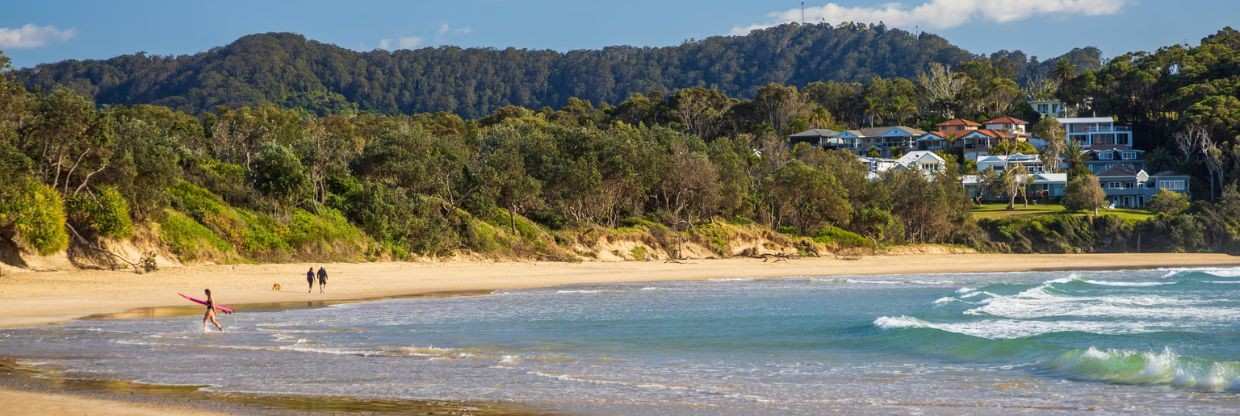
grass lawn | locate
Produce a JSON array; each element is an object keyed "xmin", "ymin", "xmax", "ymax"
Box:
[{"xmin": 970, "ymin": 203, "xmax": 1155, "ymax": 222}]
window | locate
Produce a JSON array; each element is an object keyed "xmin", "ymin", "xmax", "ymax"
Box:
[
  {"xmin": 1098, "ymin": 151, "xmax": 1113, "ymax": 160},
  {"xmin": 1158, "ymin": 180, "xmax": 1187, "ymax": 191},
  {"xmin": 1122, "ymin": 151, "xmax": 1137, "ymax": 160}
]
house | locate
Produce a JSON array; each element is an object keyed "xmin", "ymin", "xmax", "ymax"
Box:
[
  {"xmin": 961, "ymin": 172, "xmax": 1067, "ymax": 201},
  {"xmin": 857, "ymin": 156, "xmax": 900, "ymax": 180},
  {"xmin": 788, "ymin": 126, "xmax": 925, "ymax": 156},
  {"xmin": 983, "ymin": 116, "xmax": 1029, "ymax": 140},
  {"xmin": 915, "ymin": 131, "xmax": 950, "ymax": 151},
  {"xmin": 952, "ymin": 129, "xmax": 1010, "ymax": 160},
  {"xmin": 935, "ymin": 118, "xmax": 981, "ymax": 135},
  {"xmin": 1030, "ymin": 99, "xmax": 1071, "ymax": 118},
  {"xmin": 1057, "ymin": 117, "xmax": 1134, "ymax": 149},
  {"xmin": 858, "ymin": 126, "xmax": 927, "ymax": 154},
  {"xmin": 976, "ymin": 153, "xmax": 1044, "ymax": 174},
  {"xmin": 1094, "ymin": 166, "xmax": 1191, "ymax": 208},
  {"xmin": 858, "ymin": 151, "xmax": 945, "ymax": 180},
  {"xmin": 788, "ymin": 129, "xmax": 839, "ymax": 148},
  {"xmin": 895, "ymin": 151, "xmax": 946, "ymax": 176},
  {"xmin": 1082, "ymin": 147, "xmax": 1145, "ymax": 174}
]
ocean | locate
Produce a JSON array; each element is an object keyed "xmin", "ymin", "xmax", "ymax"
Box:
[{"xmin": 3, "ymin": 267, "xmax": 1240, "ymax": 415}]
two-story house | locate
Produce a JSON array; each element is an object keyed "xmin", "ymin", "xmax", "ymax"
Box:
[
  {"xmin": 1082, "ymin": 147, "xmax": 1146, "ymax": 174},
  {"xmin": 1095, "ymin": 166, "xmax": 1192, "ymax": 208},
  {"xmin": 976, "ymin": 153, "xmax": 1044, "ymax": 174},
  {"xmin": 1057, "ymin": 117, "xmax": 1134, "ymax": 149},
  {"xmin": 983, "ymin": 116, "xmax": 1029, "ymax": 141}
]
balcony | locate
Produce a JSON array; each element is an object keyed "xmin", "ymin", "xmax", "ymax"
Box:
[{"xmin": 1069, "ymin": 125, "xmax": 1132, "ymax": 134}]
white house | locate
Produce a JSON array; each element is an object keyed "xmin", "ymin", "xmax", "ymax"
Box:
[
  {"xmin": 1057, "ymin": 116, "xmax": 1133, "ymax": 149},
  {"xmin": 976, "ymin": 153, "xmax": 1044, "ymax": 173},
  {"xmin": 895, "ymin": 151, "xmax": 946, "ymax": 176}
]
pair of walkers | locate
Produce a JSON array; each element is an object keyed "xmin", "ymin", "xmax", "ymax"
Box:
[{"xmin": 306, "ymin": 266, "xmax": 328, "ymax": 293}]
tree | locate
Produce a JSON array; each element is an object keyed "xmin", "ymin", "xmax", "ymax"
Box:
[
  {"xmin": 753, "ymin": 84, "xmax": 809, "ymax": 135},
  {"xmin": 1032, "ymin": 117, "xmax": 1066, "ymax": 173},
  {"xmin": 1002, "ymin": 163, "xmax": 1030, "ymax": 210},
  {"xmin": 669, "ymin": 87, "xmax": 733, "ymax": 139},
  {"xmin": 655, "ymin": 141, "xmax": 721, "ymax": 228},
  {"xmin": 768, "ymin": 160, "xmax": 850, "ymax": 234},
  {"xmin": 249, "ymin": 143, "xmax": 310, "ymax": 206},
  {"xmin": 1147, "ymin": 189, "xmax": 1191, "ymax": 215},
  {"xmin": 1064, "ymin": 174, "xmax": 1107, "ymax": 215},
  {"xmin": 1175, "ymin": 124, "xmax": 1224, "ymax": 200},
  {"xmin": 917, "ymin": 63, "xmax": 965, "ymax": 119}
]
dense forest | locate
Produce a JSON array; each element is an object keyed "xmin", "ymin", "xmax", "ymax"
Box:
[
  {"xmin": 0, "ymin": 27, "xmax": 1237, "ymax": 269},
  {"xmin": 15, "ymin": 23, "xmax": 1098, "ymax": 118}
]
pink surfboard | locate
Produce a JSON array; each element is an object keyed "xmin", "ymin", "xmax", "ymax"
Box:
[{"xmin": 178, "ymin": 293, "xmax": 235, "ymax": 314}]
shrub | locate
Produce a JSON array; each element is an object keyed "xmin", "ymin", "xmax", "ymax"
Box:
[
  {"xmin": 0, "ymin": 179, "xmax": 69, "ymax": 255},
  {"xmin": 157, "ymin": 209, "xmax": 232, "ymax": 261},
  {"xmin": 1147, "ymin": 189, "xmax": 1190, "ymax": 216},
  {"xmin": 67, "ymin": 186, "xmax": 133, "ymax": 239},
  {"xmin": 812, "ymin": 225, "xmax": 872, "ymax": 248}
]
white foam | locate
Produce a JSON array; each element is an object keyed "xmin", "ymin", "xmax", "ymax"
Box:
[
  {"xmin": 555, "ymin": 289, "xmax": 603, "ymax": 294},
  {"xmin": 1081, "ymin": 279, "xmax": 1173, "ymax": 287},
  {"xmin": 1050, "ymin": 347, "xmax": 1240, "ymax": 392},
  {"xmin": 874, "ymin": 316, "xmax": 1157, "ymax": 339}
]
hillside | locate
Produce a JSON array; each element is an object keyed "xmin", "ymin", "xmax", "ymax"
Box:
[{"xmin": 16, "ymin": 23, "xmax": 1096, "ymax": 118}]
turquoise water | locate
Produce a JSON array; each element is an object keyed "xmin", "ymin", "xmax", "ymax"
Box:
[{"xmin": 3, "ymin": 267, "xmax": 1240, "ymax": 414}]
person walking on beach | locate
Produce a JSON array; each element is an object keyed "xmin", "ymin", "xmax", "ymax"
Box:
[
  {"xmin": 306, "ymin": 267, "xmax": 316, "ymax": 293},
  {"xmin": 202, "ymin": 289, "xmax": 224, "ymax": 332},
  {"xmin": 317, "ymin": 266, "xmax": 328, "ymax": 294}
]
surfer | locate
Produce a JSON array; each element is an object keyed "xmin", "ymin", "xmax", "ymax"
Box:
[
  {"xmin": 317, "ymin": 266, "xmax": 328, "ymax": 294},
  {"xmin": 306, "ymin": 267, "xmax": 315, "ymax": 293},
  {"xmin": 202, "ymin": 289, "xmax": 224, "ymax": 331}
]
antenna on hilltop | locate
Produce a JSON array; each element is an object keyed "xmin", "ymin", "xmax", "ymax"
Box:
[{"xmin": 801, "ymin": 1, "xmax": 806, "ymax": 25}]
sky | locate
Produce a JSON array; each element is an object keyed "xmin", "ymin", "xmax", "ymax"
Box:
[{"xmin": 2, "ymin": 0, "xmax": 1238, "ymax": 69}]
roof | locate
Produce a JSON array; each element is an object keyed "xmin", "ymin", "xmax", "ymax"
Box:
[
  {"xmin": 896, "ymin": 150, "xmax": 945, "ymax": 166},
  {"xmin": 1095, "ymin": 165, "xmax": 1142, "ymax": 177},
  {"xmin": 936, "ymin": 118, "xmax": 981, "ymax": 127},
  {"xmin": 1150, "ymin": 170, "xmax": 1189, "ymax": 178},
  {"xmin": 1057, "ymin": 116, "xmax": 1116, "ymax": 124},
  {"xmin": 1030, "ymin": 173, "xmax": 1067, "ymax": 184},
  {"xmin": 859, "ymin": 126, "xmax": 926, "ymax": 137},
  {"xmin": 789, "ymin": 129, "xmax": 840, "ymax": 138},
  {"xmin": 984, "ymin": 116, "xmax": 1028, "ymax": 125}
]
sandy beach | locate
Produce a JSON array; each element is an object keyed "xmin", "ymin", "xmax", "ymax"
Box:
[{"xmin": 2, "ymin": 252, "xmax": 1239, "ymax": 415}]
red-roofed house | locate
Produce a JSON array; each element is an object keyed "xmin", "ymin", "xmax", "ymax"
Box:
[
  {"xmin": 935, "ymin": 119, "xmax": 981, "ymax": 135},
  {"xmin": 984, "ymin": 116, "xmax": 1029, "ymax": 140}
]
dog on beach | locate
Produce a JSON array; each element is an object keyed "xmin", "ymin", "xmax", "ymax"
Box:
[{"xmin": 272, "ymin": 283, "xmax": 282, "ymax": 292}]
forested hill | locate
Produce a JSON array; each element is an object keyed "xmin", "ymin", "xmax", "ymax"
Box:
[{"xmin": 16, "ymin": 23, "xmax": 1098, "ymax": 118}]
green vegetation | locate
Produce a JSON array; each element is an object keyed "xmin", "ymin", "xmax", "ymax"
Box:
[
  {"xmin": 970, "ymin": 203, "xmax": 1154, "ymax": 223},
  {"xmin": 0, "ymin": 26, "xmax": 1236, "ymax": 262},
  {"xmin": 16, "ymin": 26, "xmax": 1098, "ymax": 118},
  {"xmin": 0, "ymin": 180, "xmax": 71, "ymax": 255},
  {"xmin": 157, "ymin": 209, "xmax": 234, "ymax": 261},
  {"xmin": 67, "ymin": 186, "xmax": 133, "ymax": 239}
]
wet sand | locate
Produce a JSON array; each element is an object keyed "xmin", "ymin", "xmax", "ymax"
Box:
[{"xmin": 1, "ymin": 253, "xmax": 1238, "ymax": 414}]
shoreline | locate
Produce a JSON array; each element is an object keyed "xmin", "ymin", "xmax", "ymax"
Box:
[{"xmin": 2, "ymin": 253, "xmax": 1239, "ymax": 414}]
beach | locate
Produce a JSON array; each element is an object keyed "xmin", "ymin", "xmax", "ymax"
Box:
[{"xmin": 2, "ymin": 252, "xmax": 1239, "ymax": 415}]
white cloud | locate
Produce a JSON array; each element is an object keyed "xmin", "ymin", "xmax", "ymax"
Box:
[
  {"xmin": 437, "ymin": 24, "xmax": 472, "ymax": 36},
  {"xmin": 731, "ymin": 0, "xmax": 1126, "ymax": 35},
  {"xmin": 0, "ymin": 24, "xmax": 77, "ymax": 49},
  {"xmin": 377, "ymin": 36, "xmax": 425, "ymax": 50}
]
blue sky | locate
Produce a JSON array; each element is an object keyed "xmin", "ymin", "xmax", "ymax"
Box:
[{"xmin": 3, "ymin": 0, "xmax": 1237, "ymax": 68}]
